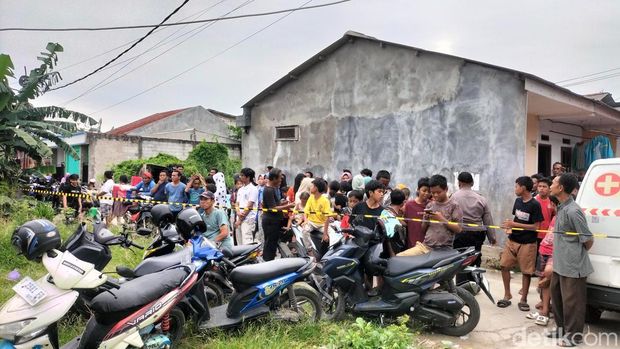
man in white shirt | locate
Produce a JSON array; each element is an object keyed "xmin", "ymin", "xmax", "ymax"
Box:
[
  {"xmin": 98, "ymin": 170, "xmax": 115, "ymax": 226},
  {"xmin": 235, "ymin": 168, "xmax": 259, "ymax": 245}
]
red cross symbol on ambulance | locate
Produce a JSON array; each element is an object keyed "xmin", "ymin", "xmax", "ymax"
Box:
[{"xmin": 594, "ymin": 173, "xmax": 620, "ymax": 196}]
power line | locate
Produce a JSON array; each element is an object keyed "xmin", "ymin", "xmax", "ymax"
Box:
[
  {"xmin": 92, "ymin": 0, "xmax": 317, "ymax": 115},
  {"xmin": 556, "ymin": 66, "xmax": 620, "ymax": 84},
  {"xmin": 62, "ymin": 0, "xmax": 249, "ymax": 106},
  {"xmin": 561, "ymin": 71, "xmax": 620, "ymax": 88},
  {"xmin": 0, "ymin": 1, "xmax": 351, "ymax": 32},
  {"xmin": 49, "ymin": 0, "xmax": 191, "ymax": 91},
  {"xmin": 56, "ymin": 0, "xmax": 228, "ymax": 73}
]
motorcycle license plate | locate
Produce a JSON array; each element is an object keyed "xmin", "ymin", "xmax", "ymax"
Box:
[{"xmin": 13, "ymin": 277, "xmax": 47, "ymax": 306}]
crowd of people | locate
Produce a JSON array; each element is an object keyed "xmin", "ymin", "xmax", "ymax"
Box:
[{"xmin": 58, "ymin": 161, "xmax": 593, "ymax": 347}]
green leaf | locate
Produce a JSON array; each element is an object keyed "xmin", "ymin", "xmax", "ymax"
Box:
[
  {"xmin": 0, "ymin": 54, "xmax": 14, "ymax": 79},
  {"xmin": 11, "ymin": 127, "xmax": 39, "ymax": 147}
]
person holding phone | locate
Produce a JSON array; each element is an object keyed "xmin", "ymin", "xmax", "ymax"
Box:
[{"xmin": 397, "ymin": 174, "xmax": 462, "ymax": 256}]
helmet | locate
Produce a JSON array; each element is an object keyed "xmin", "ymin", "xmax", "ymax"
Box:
[
  {"xmin": 12, "ymin": 219, "xmax": 61, "ymax": 260},
  {"xmin": 176, "ymin": 208, "xmax": 205, "ymax": 241},
  {"xmin": 151, "ymin": 204, "xmax": 174, "ymax": 227}
]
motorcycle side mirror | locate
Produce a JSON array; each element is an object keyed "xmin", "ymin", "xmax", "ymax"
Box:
[{"xmin": 136, "ymin": 227, "xmax": 152, "ymax": 236}]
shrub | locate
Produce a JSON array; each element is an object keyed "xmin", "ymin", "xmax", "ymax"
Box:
[{"xmin": 328, "ymin": 316, "xmax": 414, "ymax": 349}]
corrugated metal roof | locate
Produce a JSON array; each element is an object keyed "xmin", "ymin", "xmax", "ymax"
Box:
[
  {"xmin": 241, "ymin": 31, "xmax": 620, "ymax": 118},
  {"xmin": 107, "ymin": 107, "xmax": 190, "ymax": 135}
]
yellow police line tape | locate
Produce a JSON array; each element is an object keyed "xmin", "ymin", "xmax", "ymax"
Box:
[{"xmin": 25, "ymin": 188, "xmax": 618, "ymax": 239}]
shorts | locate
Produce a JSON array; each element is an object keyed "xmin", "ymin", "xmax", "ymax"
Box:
[
  {"xmin": 100, "ymin": 203, "xmax": 112, "ymax": 218},
  {"xmin": 535, "ymin": 254, "xmax": 553, "ymax": 277},
  {"xmin": 500, "ymin": 239, "xmax": 537, "ymax": 275}
]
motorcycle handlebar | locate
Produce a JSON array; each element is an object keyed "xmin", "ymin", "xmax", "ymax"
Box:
[
  {"xmin": 129, "ymin": 241, "xmax": 144, "ymax": 249},
  {"xmin": 103, "ymin": 280, "xmax": 120, "ymax": 289},
  {"xmin": 222, "ymin": 257, "xmax": 236, "ymax": 269}
]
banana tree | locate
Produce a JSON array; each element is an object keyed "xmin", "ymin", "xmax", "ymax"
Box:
[{"xmin": 0, "ymin": 43, "xmax": 97, "ymax": 181}]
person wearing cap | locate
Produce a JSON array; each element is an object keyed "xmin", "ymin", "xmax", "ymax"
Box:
[
  {"xmin": 198, "ymin": 191, "xmax": 233, "ymax": 249},
  {"xmin": 134, "ymin": 172, "xmax": 155, "ymax": 197}
]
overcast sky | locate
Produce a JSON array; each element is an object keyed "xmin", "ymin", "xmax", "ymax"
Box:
[{"xmin": 1, "ymin": 0, "xmax": 619, "ymax": 131}]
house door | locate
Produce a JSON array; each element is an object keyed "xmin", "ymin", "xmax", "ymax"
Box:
[
  {"xmin": 538, "ymin": 144, "xmax": 551, "ymax": 177},
  {"xmin": 65, "ymin": 146, "xmax": 81, "ymax": 177}
]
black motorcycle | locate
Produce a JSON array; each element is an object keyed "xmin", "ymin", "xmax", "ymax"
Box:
[{"xmin": 314, "ymin": 222, "xmax": 493, "ymax": 336}]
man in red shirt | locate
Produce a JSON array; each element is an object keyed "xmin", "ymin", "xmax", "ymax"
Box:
[
  {"xmin": 403, "ymin": 177, "xmax": 431, "ymax": 247},
  {"xmin": 535, "ymin": 177, "xmax": 555, "ymax": 247}
]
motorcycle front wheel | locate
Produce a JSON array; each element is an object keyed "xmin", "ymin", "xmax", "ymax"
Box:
[
  {"xmin": 277, "ymin": 282, "xmax": 322, "ymax": 322},
  {"xmin": 162, "ymin": 307, "xmax": 185, "ymax": 348},
  {"xmin": 312, "ymin": 274, "xmax": 345, "ymax": 321},
  {"xmin": 435, "ymin": 286, "xmax": 480, "ymax": 337},
  {"xmin": 204, "ymin": 280, "xmax": 225, "ymax": 307}
]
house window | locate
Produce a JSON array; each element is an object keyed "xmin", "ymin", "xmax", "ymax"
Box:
[{"xmin": 275, "ymin": 126, "xmax": 299, "ymax": 141}]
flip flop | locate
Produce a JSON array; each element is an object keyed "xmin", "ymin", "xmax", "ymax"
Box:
[
  {"xmin": 497, "ymin": 299, "xmax": 512, "ymax": 308},
  {"xmin": 557, "ymin": 337, "xmax": 578, "ymax": 347},
  {"xmin": 518, "ymin": 302, "xmax": 530, "ymax": 311},
  {"xmin": 546, "ymin": 328, "xmax": 563, "ymax": 338},
  {"xmin": 535, "ymin": 315, "xmax": 549, "ymax": 326},
  {"xmin": 526, "ymin": 311, "xmax": 540, "ymax": 319}
]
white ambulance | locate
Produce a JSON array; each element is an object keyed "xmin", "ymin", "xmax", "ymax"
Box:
[{"xmin": 576, "ymin": 158, "xmax": 620, "ymax": 321}]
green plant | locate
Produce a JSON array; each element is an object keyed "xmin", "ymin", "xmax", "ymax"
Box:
[
  {"xmin": 328, "ymin": 316, "xmax": 415, "ymax": 349},
  {"xmin": 110, "ymin": 153, "xmax": 184, "ymax": 181},
  {"xmin": 228, "ymin": 125, "xmax": 243, "ymax": 141},
  {"xmin": 0, "ymin": 44, "xmax": 97, "ymax": 182}
]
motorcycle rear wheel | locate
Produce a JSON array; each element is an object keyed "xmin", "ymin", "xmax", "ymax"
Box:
[{"xmin": 435, "ymin": 286, "xmax": 480, "ymax": 337}]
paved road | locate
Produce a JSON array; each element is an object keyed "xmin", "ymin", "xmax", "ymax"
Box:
[{"xmin": 419, "ymin": 269, "xmax": 620, "ymax": 349}]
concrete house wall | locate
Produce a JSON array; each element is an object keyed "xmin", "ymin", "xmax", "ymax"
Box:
[{"xmin": 242, "ymin": 37, "xmax": 527, "ymax": 228}]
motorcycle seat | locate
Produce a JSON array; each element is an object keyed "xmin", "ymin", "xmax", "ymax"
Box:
[
  {"xmin": 386, "ymin": 249, "xmax": 460, "ymax": 276},
  {"xmin": 133, "ymin": 248, "xmax": 192, "ymax": 277},
  {"xmin": 230, "ymin": 244, "xmax": 259, "ymax": 258},
  {"xmin": 230, "ymin": 258, "xmax": 307, "ymax": 291},
  {"xmin": 90, "ymin": 268, "xmax": 188, "ymax": 314}
]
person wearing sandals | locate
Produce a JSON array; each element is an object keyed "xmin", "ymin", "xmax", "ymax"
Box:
[
  {"xmin": 526, "ymin": 195, "xmax": 559, "ymax": 327},
  {"xmin": 546, "ymin": 174, "xmax": 594, "ymax": 347},
  {"xmin": 497, "ymin": 176, "xmax": 544, "ymax": 312}
]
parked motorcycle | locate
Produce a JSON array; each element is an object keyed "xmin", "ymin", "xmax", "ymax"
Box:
[
  {"xmin": 313, "ymin": 222, "xmax": 493, "ymax": 336},
  {"xmin": 0, "ymin": 219, "xmax": 204, "ymax": 348},
  {"xmin": 122, "ymin": 193, "xmax": 155, "ymax": 235}
]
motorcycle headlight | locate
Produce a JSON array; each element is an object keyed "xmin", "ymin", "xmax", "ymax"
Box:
[{"xmin": 0, "ymin": 319, "xmax": 34, "ymax": 340}]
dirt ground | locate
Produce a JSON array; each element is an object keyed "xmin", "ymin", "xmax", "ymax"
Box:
[{"xmin": 419, "ymin": 269, "xmax": 620, "ymax": 349}]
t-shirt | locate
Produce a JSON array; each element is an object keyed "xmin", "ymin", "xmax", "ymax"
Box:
[
  {"xmin": 535, "ymin": 195, "xmax": 553, "ymax": 239},
  {"xmin": 61, "ymin": 183, "xmax": 81, "ymax": 210},
  {"xmin": 305, "ymin": 194, "xmax": 332, "ymax": 225},
  {"xmin": 152, "ymin": 182, "xmax": 167, "ymax": 202},
  {"xmin": 262, "ymin": 186, "xmax": 284, "ymax": 222},
  {"xmin": 509, "ymin": 197, "xmax": 544, "ymax": 244},
  {"xmin": 423, "ymin": 198, "xmax": 463, "ymax": 249},
  {"xmin": 404, "ymin": 199, "xmax": 427, "ymax": 247},
  {"xmin": 351, "ymin": 202, "xmax": 384, "ymax": 231},
  {"xmin": 236, "ymin": 183, "xmax": 258, "ymax": 221},
  {"xmin": 199, "ymin": 208, "xmax": 233, "ymax": 249},
  {"xmin": 187, "ymin": 187, "xmax": 205, "ymax": 205},
  {"xmin": 134, "ymin": 180, "xmax": 155, "ymax": 196},
  {"xmin": 100, "ymin": 179, "xmax": 115, "ymax": 205},
  {"xmin": 112, "ymin": 184, "xmax": 132, "ymax": 200},
  {"xmin": 165, "ymin": 182, "xmax": 187, "ymax": 212},
  {"xmin": 539, "ymin": 216, "xmax": 555, "ymax": 256}
]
